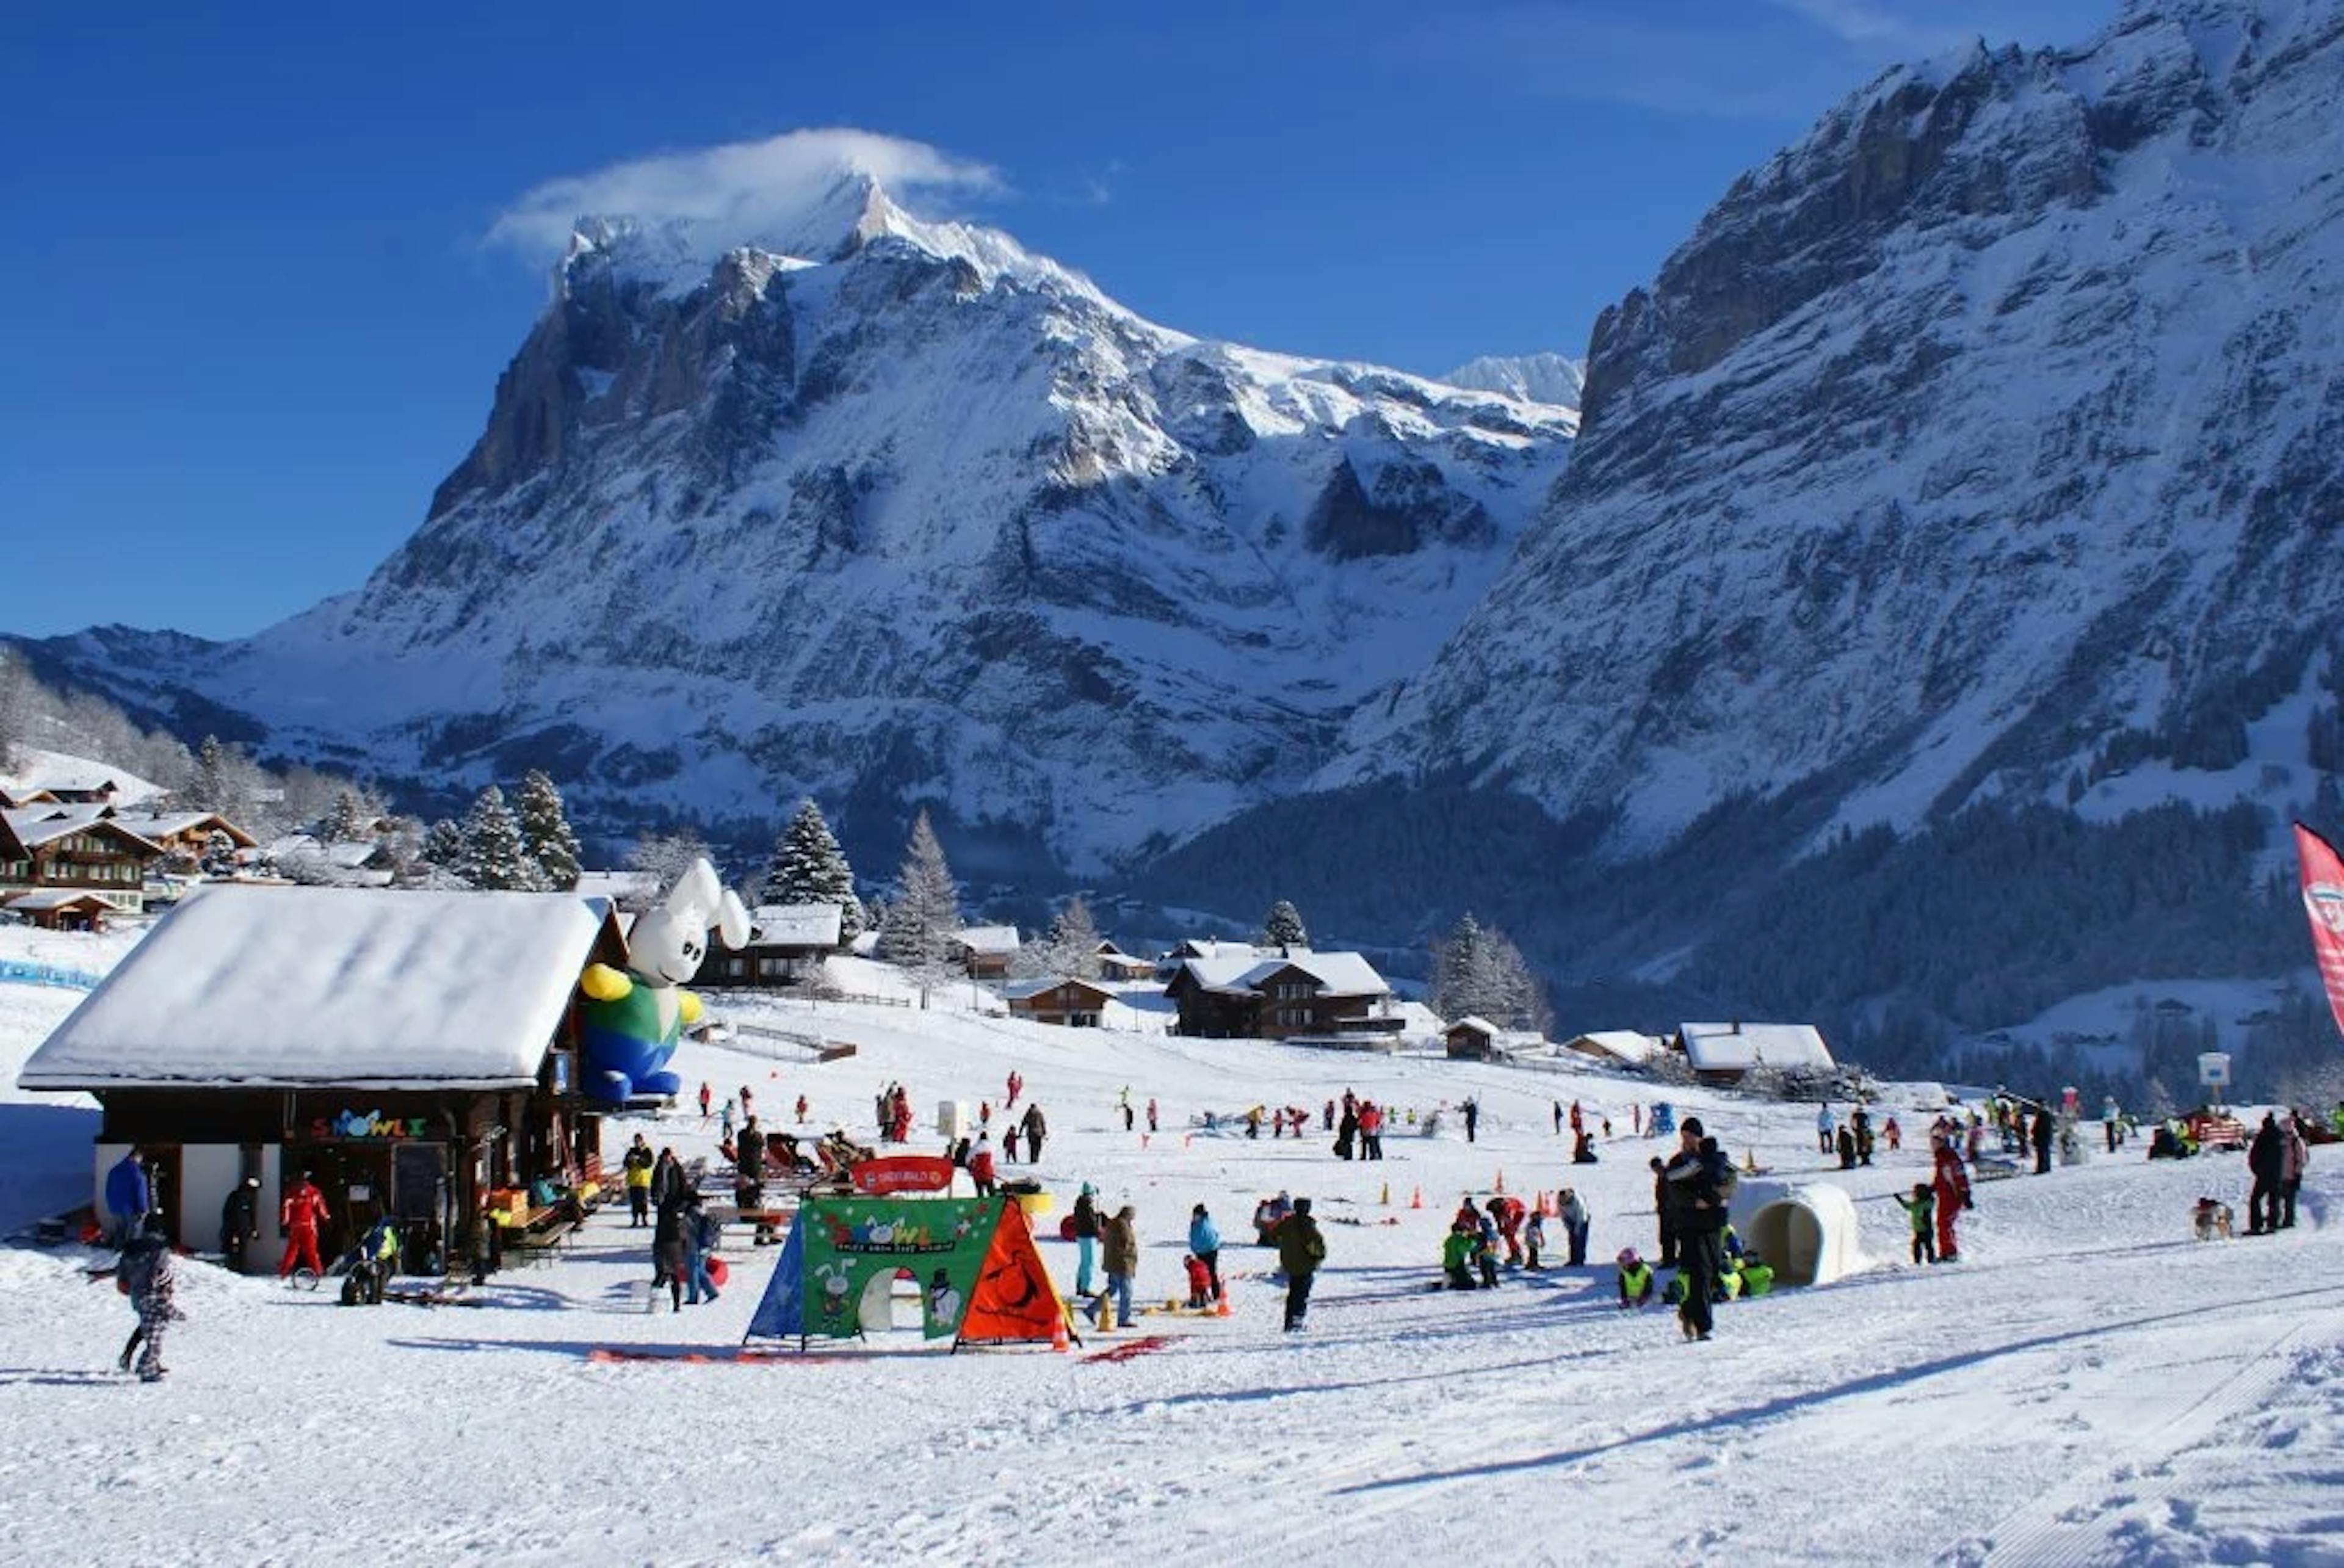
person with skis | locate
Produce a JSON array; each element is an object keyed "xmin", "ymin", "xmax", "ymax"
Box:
[
  {"xmin": 2102, "ymin": 1096, "xmax": 2123, "ymax": 1154},
  {"xmin": 277, "ymin": 1169, "xmax": 330, "ymax": 1280},
  {"xmin": 1616, "ymin": 1247, "xmax": 1655, "ymax": 1309},
  {"xmin": 1019, "ymin": 1101, "xmax": 1047, "ymax": 1165},
  {"xmin": 1273, "ymin": 1197, "xmax": 1326, "ymax": 1330},
  {"xmin": 104, "ymin": 1147, "xmax": 151, "ymax": 1245},
  {"xmin": 1894, "ymin": 1182, "xmax": 1937, "ymax": 1265},
  {"xmin": 623, "ymin": 1133, "xmax": 655, "ymax": 1229},
  {"xmin": 2248, "ymin": 1112, "xmax": 2287, "ymax": 1234},
  {"xmin": 1188, "ymin": 1202, "xmax": 1223, "ymax": 1302},
  {"xmin": 116, "ymin": 1217, "xmax": 182, "ymax": 1381},
  {"xmin": 1931, "ymin": 1134, "xmax": 1972, "ymax": 1262},
  {"xmin": 1558, "ymin": 1187, "xmax": 1591, "ymax": 1267},
  {"xmin": 218, "ymin": 1176, "xmax": 259, "ymax": 1273}
]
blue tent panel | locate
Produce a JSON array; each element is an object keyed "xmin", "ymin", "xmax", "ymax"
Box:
[{"xmin": 743, "ymin": 1211, "xmax": 806, "ymax": 1342}]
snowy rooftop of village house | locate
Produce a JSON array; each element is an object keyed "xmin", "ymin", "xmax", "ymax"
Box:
[
  {"xmin": 1000, "ymin": 975, "xmax": 1114, "ymax": 1002},
  {"xmin": 1679, "ymin": 1021, "xmax": 1836, "ymax": 1072},
  {"xmin": 2, "ymin": 803, "xmax": 162, "ymax": 851},
  {"xmin": 1177, "ymin": 948, "xmax": 1391, "ymax": 999},
  {"xmin": 1563, "ymin": 1029, "xmax": 1668, "ymax": 1064},
  {"xmin": 0, "ymin": 747, "xmax": 165, "ymax": 807},
  {"xmin": 15, "ymin": 886, "xmax": 614, "ymax": 1091},
  {"xmin": 746, "ymin": 902, "xmax": 842, "ymax": 947},
  {"xmin": 952, "ymin": 924, "xmax": 1021, "ymax": 955}
]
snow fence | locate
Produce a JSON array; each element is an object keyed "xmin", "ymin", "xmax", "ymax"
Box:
[{"xmin": 1727, "ymin": 1179, "xmax": 1863, "ymax": 1288}]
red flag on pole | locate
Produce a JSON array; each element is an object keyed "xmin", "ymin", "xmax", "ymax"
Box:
[{"xmin": 2292, "ymin": 822, "xmax": 2344, "ymax": 1040}]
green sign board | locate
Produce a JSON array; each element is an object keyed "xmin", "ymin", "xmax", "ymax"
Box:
[{"xmin": 799, "ymin": 1196, "xmax": 1004, "ymax": 1340}]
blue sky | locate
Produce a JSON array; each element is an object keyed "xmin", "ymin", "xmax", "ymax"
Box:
[{"xmin": 2, "ymin": 0, "xmax": 2112, "ymax": 640}]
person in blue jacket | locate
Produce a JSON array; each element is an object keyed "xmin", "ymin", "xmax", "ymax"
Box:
[
  {"xmin": 104, "ymin": 1148, "xmax": 151, "ymax": 1244},
  {"xmin": 1187, "ymin": 1203, "xmax": 1223, "ymax": 1302}
]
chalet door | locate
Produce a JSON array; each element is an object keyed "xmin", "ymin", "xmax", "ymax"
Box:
[{"xmin": 391, "ymin": 1143, "xmax": 446, "ymax": 1276}]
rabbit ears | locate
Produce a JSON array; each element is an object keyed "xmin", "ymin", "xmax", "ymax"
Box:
[{"xmin": 668, "ymin": 858, "xmax": 751, "ymax": 949}]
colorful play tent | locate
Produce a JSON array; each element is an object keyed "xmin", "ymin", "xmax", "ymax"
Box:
[
  {"xmin": 1727, "ymin": 1179, "xmax": 1863, "ymax": 1287},
  {"xmin": 745, "ymin": 1191, "xmax": 1068, "ymax": 1351}
]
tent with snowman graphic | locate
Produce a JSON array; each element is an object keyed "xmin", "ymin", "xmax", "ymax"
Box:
[{"xmin": 744, "ymin": 1179, "xmax": 1068, "ymax": 1351}]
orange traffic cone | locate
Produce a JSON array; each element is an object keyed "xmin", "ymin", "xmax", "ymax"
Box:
[
  {"xmin": 1052, "ymin": 1311, "xmax": 1071, "ymax": 1352},
  {"xmin": 1410, "ymin": 1185, "xmax": 1422, "ymax": 1209},
  {"xmin": 1495, "ymin": 1169, "xmax": 1507, "ymax": 1194},
  {"xmin": 1214, "ymin": 1283, "xmax": 1231, "ymax": 1319}
]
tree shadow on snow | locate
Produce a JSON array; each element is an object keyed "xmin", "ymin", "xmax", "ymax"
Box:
[{"xmin": 1331, "ymin": 1280, "xmax": 2344, "ymax": 1495}]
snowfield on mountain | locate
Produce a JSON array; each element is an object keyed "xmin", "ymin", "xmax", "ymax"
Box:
[{"xmin": 1, "ymin": 931, "xmax": 2338, "ymax": 1567}]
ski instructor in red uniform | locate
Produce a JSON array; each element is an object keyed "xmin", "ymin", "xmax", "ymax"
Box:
[
  {"xmin": 1931, "ymin": 1135, "xmax": 1971, "ymax": 1262},
  {"xmin": 278, "ymin": 1171, "xmax": 331, "ymax": 1279}
]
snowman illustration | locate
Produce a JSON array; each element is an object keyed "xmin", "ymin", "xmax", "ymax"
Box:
[
  {"xmin": 925, "ymin": 1268, "xmax": 962, "ymax": 1329},
  {"xmin": 575, "ymin": 858, "xmax": 748, "ymax": 1104}
]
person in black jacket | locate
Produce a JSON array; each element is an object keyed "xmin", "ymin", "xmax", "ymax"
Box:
[
  {"xmin": 2247, "ymin": 1113, "xmax": 2286, "ymax": 1234},
  {"xmin": 1020, "ymin": 1103, "xmax": 1047, "ymax": 1165},
  {"xmin": 1649, "ymin": 1157, "xmax": 1677, "ymax": 1268},
  {"xmin": 219, "ymin": 1176, "xmax": 259, "ymax": 1273},
  {"xmin": 622, "ymin": 1135, "xmax": 655, "ymax": 1228},
  {"xmin": 1663, "ymin": 1118, "xmax": 1731, "ymax": 1342},
  {"xmin": 653, "ymin": 1181, "xmax": 692, "ymax": 1312},
  {"xmin": 2031, "ymin": 1106, "xmax": 2055, "ymax": 1176}
]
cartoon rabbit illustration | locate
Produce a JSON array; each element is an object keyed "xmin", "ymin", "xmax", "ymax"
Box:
[{"xmin": 576, "ymin": 858, "xmax": 748, "ymax": 1104}]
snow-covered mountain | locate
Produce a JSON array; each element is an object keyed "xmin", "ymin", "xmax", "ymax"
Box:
[
  {"xmin": 1347, "ymin": 0, "xmax": 2344, "ymax": 859},
  {"xmin": 1442, "ymin": 352, "xmax": 1586, "ymax": 411},
  {"xmin": 27, "ymin": 175, "xmax": 1572, "ymax": 871}
]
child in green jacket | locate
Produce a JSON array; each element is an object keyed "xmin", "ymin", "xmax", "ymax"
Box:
[{"xmin": 1893, "ymin": 1183, "xmax": 1937, "ymax": 1265}]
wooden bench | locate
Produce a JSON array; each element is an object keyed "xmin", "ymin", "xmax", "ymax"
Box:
[{"xmin": 499, "ymin": 1201, "xmax": 581, "ymax": 1265}]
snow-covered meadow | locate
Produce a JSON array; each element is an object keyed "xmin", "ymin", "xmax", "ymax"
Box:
[{"xmin": 1, "ymin": 930, "xmax": 2339, "ymax": 1566}]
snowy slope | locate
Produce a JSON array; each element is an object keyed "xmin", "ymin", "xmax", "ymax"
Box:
[
  {"xmin": 23, "ymin": 176, "xmax": 1573, "ymax": 873},
  {"xmin": 2, "ymin": 935, "xmax": 2340, "ymax": 1564},
  {"xmin": 1350, "ymin": 0, "xmax": 2344, "ymax": 855},
  {"xmin": 1442, "ymin": 352, "xmax": 1586, "ymax": 411}
]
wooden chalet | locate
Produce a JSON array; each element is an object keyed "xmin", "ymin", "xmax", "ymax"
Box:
[
  {"xmin": 0, "ymin": 889, "xmax": 118, "ymax": 931},
  {"xmin": 0, "ymin": 804, "xmax": 164, "ymax": 914},
  {"xmin": 1560, "ymin": 1030, "xmax": 1665, "ymax": 1068},
  {"xmin": 1094, "ymin": 941, "xmax": 1158, "ymax": 983},
  {"xmin": 16, "ymin": 886, "xmax": 629, "ymax": 1276},
  {"xmin": 111, "ymin": 810, "xmax": 257, "ymax": 871},
  {"xmin": 1443, "ymin": 1016, "xmax": 1546, "ymax": 1061},
  {"xmin": 1165, "ymin": 948, "xmax": 1401, "ymax": 1042},
  {"xmin": 701, "ymin": 901, "xmax": 844, "ymax": 989},
  {"xmin": 951, "ymin": 924, "xmax": 1021, "ymax": 980},
  {"xmin": 1004, "ymin": 975, "xmax": 1115, "ymax": 1027}
]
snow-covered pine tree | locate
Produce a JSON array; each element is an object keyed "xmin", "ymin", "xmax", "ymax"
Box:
[
  {"xmin": 1262, "ymin": 899, "xmax": 1310, "ymax": 949},
  {"xmin": 187, "ymin": 735, "xmax": 234, "ymax": 815},
  {"xmin": 759, "ymin": 798, "xmax": 864, "ymax": 936},
  {"xmin": 322, "ymin": 789, "xmax": 374, "ymax": 844},
  {"xmin": 421, "ymin": 818, "xmax": 468, "ymax": 873},
  {"xmin": 878, "ymin": 809, "xmax": 963, "ymax": 994},
  {"xmin": 1431, "ymin": 912, "xmax": 1486, "ymax": 1021},
  {"xmin": 1431, "ymin": 912, "xmax": 1547, "ymax": 1030},
  {"xmin": 1031, "ymin": 895, "xmax": 1102, "ymax": 979},
  {"xmin": 0, "ymin": 646, "xmax": 29, "ymax": 773},
  {"xmin": 459, "ymin": 785, "xmax": 543, "ymax": 891},
  {"xmin": 626, "ymin": 828, "xmax": 712, "ymax": 900},
  {"xmin": 514, "ymin": 769, "xmax": 583, "ymax": 891}
]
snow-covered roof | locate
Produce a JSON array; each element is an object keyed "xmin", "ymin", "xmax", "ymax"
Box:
[
  {"xmin": 1, "ymin": 889, "xmax": 116, "ymax": 912},
  {"xmin": 574, "ymin": 870, "xmax": 657, "ymax": 905},
  {"xmin": 1237, "ymin": 950, "xmax": 1389, "ymax": 999},
  {"xmin": 18, "ymin": 886, "xmax": 615, "ymax": 1091},
  {"xmin": 747, "ymin": 902, "xmax": 842, "ymax": 948},
  {"xmin": 1002, "ymin": 975, "xmax": 1113, "ymax": 1003},
  {"xmin": 1175, "ymin": 952, "xmax": 1271, "ymax": 994},
  {"xmin": 0, "ymin": 748, "xmax": 164, "ymax": 807},
  {"xmin": 1447, "ymin": 1015, "xmax": 1501, "ymax": 1038},
  {"xmin": 110, "ymin": 811, "xmax": 255, "ymax": 848},
  {"xmin": 953, "ymin": 925, "xmax": 1021, "ymax": 955},
  {"xmin": 1563, "ymin": 1030, "xmax": 1666, "ymax": 1064},
  {"xmin": 322, "ymin": 840, "xmax": 386, "ymax": 870},
  {"xmin": 2, "ymin": 805, "xmax": 162, "ymax": 854},
  {"xmin": 1678, "ymin": 1022, "xmax": 1836, "ymax": 1073}
]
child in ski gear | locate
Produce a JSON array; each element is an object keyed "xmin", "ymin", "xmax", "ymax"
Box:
[
  {"xmin": 1616, "ymin": 1247, "xmax": 1654, "ymax": 1309},
  {"xmin": 1188, "ymin": 1204, "xmax": 1223, "ymax": 1301},
  {"xmin": 1475, "ymin": 1215, "xmax": 1501, "ymax": 1289},
  {"xmin": 1931, "ymin": 1136, "xmax": 1972, "ymax": 1261},
  {"xmin": 683, "ymin": 1196, "xmax": 720, "ymax": 1306},
  {"xmin": 116, "ymin": 1219, "xmax": 182, "ymax": 1381},
  {"xmin": 1072, "ymin": 1184, "xmax": 1102, "ymax": 1298},
  {"xmin": 1524, "ymin": 1211, "xmax": 1546, "ymax": 1270},
  {"xmin": 1442, "ymin": 1226, "xmax": 1478, "ymax": 1289},
  {"xmin": 1894, "ymin": 1183, "xmax": 1937, "ymax": 1264},
  {"xmin": 1183, "ymin": 1253, "xmax": 1212, "ymax": 1309},
  {"xmin": 1487, "ymin": 1194, "xmax": 1527, "ymax": 1265},
  {"xmin": 969, "ymin": 1135, "xmax": 997, "ymax": 1197},
  {"xmin": 1274, "ymin": 1198, "xmax": 1326, "ymax": 1330}
]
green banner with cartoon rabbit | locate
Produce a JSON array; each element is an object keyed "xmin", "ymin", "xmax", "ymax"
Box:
[{"xmin": 784, "ymin": 1196, "xmax": 1003, "ymax": 1340}]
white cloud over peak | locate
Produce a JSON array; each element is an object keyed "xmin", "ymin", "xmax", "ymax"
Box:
[{"xmin": 485, "ymin": 127, "xmax": 1002, "ymax": 259}]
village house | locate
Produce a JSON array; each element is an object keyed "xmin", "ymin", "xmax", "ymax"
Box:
[
  {"xmin": 113, "ymin": 810, "xmax": 258, "ymax": 871},
  {"xmin": 700, "ymin": 901, "xmax": 844, "ymax": 989},
  {"xmin": 0, "ymin": 804, "xmax": 164, "ymax": 914},
  {"xmin": 1674, "ymin": 1021, "xmax": 1837, "ymax": 1084},
  {"xmin": 1164, "ymin": 948, "xmax": 1401, "ymax": 1042},
  {"xmin": 950, "ymin": 924, "xmax": 1021, "ymax": 980},
  {"xmin": 16, "ymin": 885, "xmax": 629, "ymax": 1274},
  {"xmin": 1560, "ymin": 1030, "xmax": 1668, "ymax": 1068},
  {"xmin": 0, "ymin": 888, "xmax": 120, "ymax": 931},
  {"xmin": 1093, "ymin": 940, "xmax": 1158, "ymax": 983},
  {"xmin": 1003, "ymin": 975, "xmax": 1115, "ymax": 1027},
  {"xmin": 1444, "ymin": 1016, "xmax": 1549, "ymax": 1061}
]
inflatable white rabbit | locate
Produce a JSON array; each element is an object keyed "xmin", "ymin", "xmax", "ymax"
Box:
[{"xmin": 576, "ymin": 859, "xmax": 750, "ymax": 1104}]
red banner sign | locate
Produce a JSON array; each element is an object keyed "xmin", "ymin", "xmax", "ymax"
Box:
[
  {"xmin": 2293, "ymin": 822, "xmax": 2344, "ymax": 1042},
  {"xmin": 849, "ymin": 1155, "xmax": 956, "ymax": 1195}
]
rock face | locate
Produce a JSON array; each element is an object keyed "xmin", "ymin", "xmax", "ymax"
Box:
[
  {"xmin": 27, "ymin": 176, "xmax": 1571, "ymax": 871},
  {"xmin": 1350, "ymin": 0, "xmax": 2344, "ymax": 854}
]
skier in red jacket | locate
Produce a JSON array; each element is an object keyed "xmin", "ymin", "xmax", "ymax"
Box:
[
  {"xmin": 278, "ymin": 1172, "xmax": 331, "ymax": 1279},
  {"xmin": 1486, "ymin": 1194, "xmax": 1528, "ymax": 1265},
  {"xmin": 1931, "ymin": 1137, "xmax": 1971, "ymax": 1262}
]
